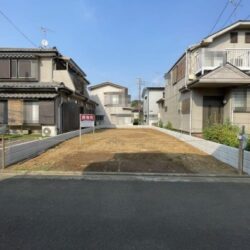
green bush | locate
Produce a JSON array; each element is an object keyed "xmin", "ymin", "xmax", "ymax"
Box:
[
  {"xmin": 158, "ymin": 120, "xmax": 163, "ymax": 128},
  {"xmin": 164, "ymin": 121, "xmax": 173, "ymax": 130},
  {"xmin": 246, "ymin": 139, "xmax": 250, "ymax": 151},
  {"xmin": 203, "ymin": 123, "xmax": 240, "ymax": 148},
  {"xmin": 133, "ymin": 118, "xmax": 139, "ymax": 125}
]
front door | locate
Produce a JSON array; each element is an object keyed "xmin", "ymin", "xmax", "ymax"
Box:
[{"xmin": 203, "ymin": 96, "xmax": 224, "ymax": 128}]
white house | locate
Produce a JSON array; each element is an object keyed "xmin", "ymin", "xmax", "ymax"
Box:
[{"xmin": 142, "ymin": 87, "xmax": 164, "ymax": 125}]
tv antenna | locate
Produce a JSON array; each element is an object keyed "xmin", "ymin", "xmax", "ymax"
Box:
[{"xmin": 40, "ymin": 26, "xmax": 55, "ymax": 48}]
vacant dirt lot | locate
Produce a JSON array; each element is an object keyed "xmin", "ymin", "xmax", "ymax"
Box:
[{"xmin": 9, "ymin": 129, "xmax": 237, "ymax": 174}]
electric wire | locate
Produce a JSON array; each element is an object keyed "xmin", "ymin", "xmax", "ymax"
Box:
[
  {"xmin": 222, "ymin": 0, "xmax": 243, "ymax": 28},
  {"xmin": 0, "ymin": 9, "xmax": 37, "ymax": 47},
  {"xmin": 209, "ymin": 0, "xmax": 231, "ymax": 34}
]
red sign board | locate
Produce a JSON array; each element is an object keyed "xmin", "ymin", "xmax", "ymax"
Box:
[
  {"xmin": 80, "ymin": 114, "xmax": 95, "ymax": 121},
  {"xmin": 80, "ymin": 114, "xmax": 95, "ymax": 128}
]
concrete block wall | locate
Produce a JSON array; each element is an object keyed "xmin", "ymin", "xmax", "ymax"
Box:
[
  {"xmin": 0, "ymin": 128, "xmax": 93, "ymax": 168},
  {"xmin": 153, "ymin": 127, "xmax": 250, "ymax": 175}
]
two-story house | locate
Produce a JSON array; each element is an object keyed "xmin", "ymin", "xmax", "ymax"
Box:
[
  {"xmin": 89, "ymin": 82, "xmax": 132, "ymax": 126},
  {"xmin": 164, "ymin": 20, "xmax": 250, "ymax": 134},
  {"xmin": 0, "ymin": 48, "xmax": 97, "ymax": 136},
  {"xmin": 142, "ymin": 87, "xmax": 164, "ymax": 125}
]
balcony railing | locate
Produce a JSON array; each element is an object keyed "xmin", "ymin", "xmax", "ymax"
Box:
[{"xmin": 195, "ymin": 48, "xmax": 250, "ymax": 74}]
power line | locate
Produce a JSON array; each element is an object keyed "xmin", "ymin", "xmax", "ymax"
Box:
[
  {"xmin": 222, "ymin": 0, "xmax": 242, "ymax": 28},
  {"xmin": 209, "ymin": 0, "xmax": 231, "ymax": 34},
  {"xmin": 0, "ymin": 9, "xmax": 37, "ymax": 47}
]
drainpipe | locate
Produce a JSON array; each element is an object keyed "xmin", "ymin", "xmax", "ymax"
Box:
[
  {"xmin": 189, "ymin": 91, "xmax": 193, "ymax": 135},
  {"xmin": 148, "ymin": 90, "xmax": 150, "ymax": 125},
  {"xmin": 184, "ymin": 48, "xmax": 193, "ymax": 135}
]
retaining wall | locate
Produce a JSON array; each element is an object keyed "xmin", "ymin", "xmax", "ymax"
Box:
[
  {"xmin": 0, "ymin": 128, "xmax": 93, "ymax": 168},
  {"xmin": 152, "ymin": 127, "xmax": 250, "ymax": 175}
]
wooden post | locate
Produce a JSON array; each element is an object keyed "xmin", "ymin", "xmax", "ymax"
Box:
[
  {"xmin": 1, "ymin": 135, "xmax": 5, "ymax": 169},
  {"xmin": 238, "ymin": 126, "xmax": 245, "ymax": 175}
]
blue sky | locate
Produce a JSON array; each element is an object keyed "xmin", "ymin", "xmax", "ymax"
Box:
[{"xmin": 1, "ymin": 0, "xmax": 250, "ymax": 98}]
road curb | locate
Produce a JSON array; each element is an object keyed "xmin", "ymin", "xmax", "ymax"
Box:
[{"xmin": 1, "ymin": 170, "xmax": 250, "ymax": 183}]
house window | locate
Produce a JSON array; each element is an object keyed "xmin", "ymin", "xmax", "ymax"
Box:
[
  {"xmin": 0, "ymin": 59, "xmax": 10, "ymax": 78},
  {"xmin": 11, "ymin": 60, "xmax": 17, "ymax": 78},
  {"xmin": 104, "ymin": 93, "xmax": 122, "ymax": 106},
  {"xmin": 18, "ymin": 60, "xmax": 38, "ymax": 78},
  {"xmin": 230, "ymin": 32, "xmax": 238, "ymax": 43},
  {"xmin": 245, "ymin": 32, "xmax": 250, "ymax": 43},
  {"xmin": 23, "ymin": 101, "xmax": 39, "ymax": 124},
  {"xmin": 111, "ymin": 95, "xmax": 119, "ymax": 105},
  {"xmin": 0, "ymin": 59, "xmax": 38, "ymax": 79},
  {"xmin": 181, "ymin": 98, "xmax": 190, "ymax": 114},
  {"xmin": 233, "ymin": 89, "xmax": 248, "ymax": 112}
]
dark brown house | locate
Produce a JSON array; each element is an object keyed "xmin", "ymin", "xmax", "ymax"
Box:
[{"xmin": 0, "ymin": 48, "xmax": 97, "ymax": 136}]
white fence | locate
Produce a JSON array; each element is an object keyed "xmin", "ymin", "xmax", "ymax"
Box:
[
  {"xmin": 152, "ymin": 127, "xmax": 250, "ymax": 175},
  {"xmin": 0, "ymin": 128, "xmax": 93, "ymax": 168}
]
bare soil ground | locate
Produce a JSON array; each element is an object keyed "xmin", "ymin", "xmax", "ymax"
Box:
[{"xmin": 9, "ymin": 129, "xmax": 237, "ymax": 174}]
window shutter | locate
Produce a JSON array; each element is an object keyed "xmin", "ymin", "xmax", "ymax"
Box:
[
  {"xmin": 0, "ymin": 59, "xmax": 10, "ymax": 79},
  {"xmin": 8, "ymin": 100, "xmax": 24, "ymax": 125},
  {"xmin": 39, "ymin": 101, "xmax": 55, "ymax": 125},
  {"xmin": 0, "ymin": 101, "xmax": 8, "ymax": 124},
  {"xmin": 230, "ymin": 32, "xmax": 238, "ymax": 43},
  {"xmin": 245, "ymin": 33, "xmax": 250, "ymax": 43}
]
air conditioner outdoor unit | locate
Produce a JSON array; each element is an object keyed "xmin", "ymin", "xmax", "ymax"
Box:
[{"xmin": 42, "ymin": 126, "xmax": 57, "ymax": 137}]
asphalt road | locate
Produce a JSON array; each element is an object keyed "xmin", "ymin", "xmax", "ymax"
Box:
[{"xmin": 0, "ymin": 177, "xmax": 250, "ymax": 250}]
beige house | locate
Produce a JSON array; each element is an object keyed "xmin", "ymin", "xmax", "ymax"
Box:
[
  {"xmin": 0, "ymin": 48, "xmax": 96, "ymax": 135},
  {"xmin": 164, "ymin": 20, "xmax": 250, "ymax": 134},
  {"xmin": 89, "ymin": 82, "xmax": 132, "ymax": 126}
]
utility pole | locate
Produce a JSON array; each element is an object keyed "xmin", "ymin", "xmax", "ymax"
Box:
[{"xmin": 136, "ymin": 78, "xmax": 144, "ymax": 124}]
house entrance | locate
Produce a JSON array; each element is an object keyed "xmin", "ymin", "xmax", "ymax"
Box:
[{"xmin": 203, "ymin": 96, "xmax": 224, "ymax": 128}]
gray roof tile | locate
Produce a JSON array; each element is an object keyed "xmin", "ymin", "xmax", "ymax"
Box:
[{"xmin": 0, "ymin": 93, "xmax": 58, "ymax": 99}]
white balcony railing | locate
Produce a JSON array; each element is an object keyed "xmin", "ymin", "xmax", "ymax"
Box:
[{"xmin": 195, "ymin": 48, "xmax": 250, "ymax": 74}]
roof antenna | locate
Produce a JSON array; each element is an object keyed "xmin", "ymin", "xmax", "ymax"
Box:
[{"xmin": 40, "ymin": 26, "xmax": 54, "ymax": 48}]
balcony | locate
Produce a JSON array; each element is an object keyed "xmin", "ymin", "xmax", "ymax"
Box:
[{"xmin": 195, "ymin": 48, "xmax": 250, "ymax": 75}]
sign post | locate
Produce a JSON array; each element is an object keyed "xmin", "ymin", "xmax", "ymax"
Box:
[
  {"xmin": 79, "ymin": 114, "xmax": 95, "ymax": 144},
  {"xmin": 238, "ymin": 125, "xmax": 248, "ymax": 175}
]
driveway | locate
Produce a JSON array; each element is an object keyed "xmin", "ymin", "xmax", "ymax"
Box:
[{"xmin": 0, "ymin": 177, "xmax": 250, "ymax": 250}]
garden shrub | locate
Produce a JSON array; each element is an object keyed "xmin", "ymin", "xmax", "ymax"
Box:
[
  {"xmin": 203, "ymin": 123, "xmax": 240, "ymax": 148},
  {"xmin": 164, "ymin": 121, "xmax": 173, "ymax": 130},
  {"xmin": 158, "ymin": 120, "xmax": 163, "ymax": 128}
]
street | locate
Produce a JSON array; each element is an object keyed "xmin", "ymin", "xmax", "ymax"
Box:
[{"xmin": 0, "ymin": 177, "xmax": 250, "ymax": 250}]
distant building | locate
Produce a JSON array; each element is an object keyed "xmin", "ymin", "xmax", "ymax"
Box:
[
  {"xmin": 89, "ymin": 82, "xmax": 132, "ymax": 126},
  {"xmin": 0, "ymin": 47, "xmax": 97, "ymax": 136},
  {"xmin": 142, "ymin": 87, "xmax": 164, "ymax": 125}
]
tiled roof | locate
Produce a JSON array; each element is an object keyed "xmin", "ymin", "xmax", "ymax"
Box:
[
  {"xmin": 0, "ymin": 48, "xmax": 58, "ymax": 52},
  {"xmin": 89, "ymin": 82, "xmax": 127, "ymax": 90},
  {"xmin": 0, "ymin": 53, "xmax": 36, "ymax": 58},
  {"xmin": 0, "ymin": 93, "xmax": 58, "ymax": 99},
  {"xmin": 0, "ymin": 82, "xmax": 63, "ymax": 89}
]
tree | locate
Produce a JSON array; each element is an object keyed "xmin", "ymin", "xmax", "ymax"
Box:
[{"xmin": 131, "ymin": 100, "xmax": 143, "ymax": 108}]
